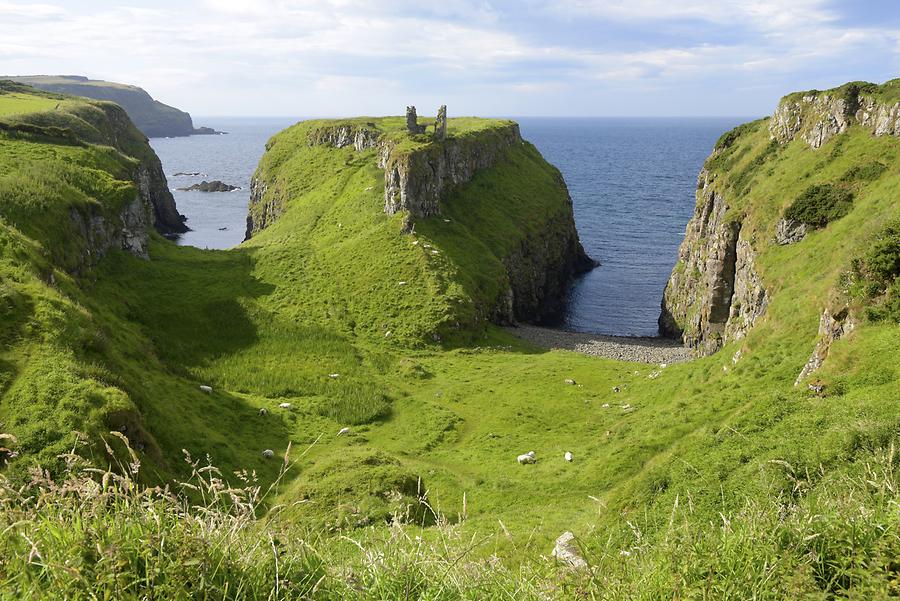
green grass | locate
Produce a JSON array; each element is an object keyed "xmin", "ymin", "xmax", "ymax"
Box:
[
  {"xmin": 0, "ymin": 93, "xmax": 59, "ymax": 117},
  {"xmin": 1, "ymin": 89, "xmax": 899, "ymax": 598}
]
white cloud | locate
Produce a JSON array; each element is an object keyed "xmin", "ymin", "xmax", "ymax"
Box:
[{"xmin": 0, "ymin": 0, "xmax": 897, "ymax": 115}]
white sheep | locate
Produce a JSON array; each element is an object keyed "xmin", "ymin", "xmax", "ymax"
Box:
[
  {"xmin": 278, "ymin": 402, "xmax": 292, "ymax": 409},
  {"xmin": 337, "ymin": 427, "xmax": 351, "ymax": 436},
  {"xmin": 199, "ymin": 385, "xmax": 212, "ymax": 394},
  {"xmin": 517, "ymin": 451, "xmax": 536, "ymax": 464},
  {"xmin": 564, "ymin": 451, "xmax": 573, "ymax": 462},
  {"xmin": 262, "ymin": 449, "xmax": 274, "ymax": 458}
]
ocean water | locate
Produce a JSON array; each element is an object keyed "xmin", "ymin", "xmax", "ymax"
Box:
[{"xmin": 151, "ymin": 116, "xmax": 748, "ymax": 336}]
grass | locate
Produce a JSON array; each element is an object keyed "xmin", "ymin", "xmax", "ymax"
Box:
[
  {"xmin": 0, "ymin": 92, "xmax": 59, "ymax": 117},
  {"xmin": 0, "ymin": 433, "xmax": 897, "ymax": 599},
  {"xmin": 1, "ymin": 83, "xmax": 899, "ymax": 597},
  {"xmin": 6, "ymin": 75, "xmax": 197, "ymax": 138}
]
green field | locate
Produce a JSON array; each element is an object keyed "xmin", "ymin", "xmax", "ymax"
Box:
[
  {"xmin": 0, "ymin": 82, "xmax": 899, "ymax": 598},
  {"xmin": 0, "ymin": 92, "xmax": 59, "ymax": 117}
]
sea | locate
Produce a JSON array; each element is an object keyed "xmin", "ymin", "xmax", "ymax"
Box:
[{"xmin": 150, "ymin": 116, "xmax": 749, "ymax": 337}]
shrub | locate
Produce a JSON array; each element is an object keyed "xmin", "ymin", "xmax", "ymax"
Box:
[
  {"xmin": 850, "ymin": 219, "xmax": 900, "ymax": 322},
  {"xmin": 841, "ymin": 161, "xmax": 888, "ymax": 183},
  {"xmin": 783, "ymin": 183, "xmax": 854, "ymax": 228}
]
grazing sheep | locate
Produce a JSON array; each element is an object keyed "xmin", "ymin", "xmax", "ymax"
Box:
[
  {"xmin": 262, "ymin": 449, "xmax": 274, "ymax": 458},
  {"xmin": 199, "ymin": 385, "xmax": 212, "ymax": 394},
  {"xmin": 337, "ymin": 427, "xmax": 351, "ymax": 436},
  {"xmin": 517, "ymin": 451, "xmax": 536, "ymax": 464},
  {"xmin": 258, "ymin": 408, "xmax": 268, "ymax": 416},
  {"xmin": 564, "ymin": 379, "xmax": 576, "ymax": 385},
  {"xmin": 328, "ymin": 373, "xmax": 340, "ymax": 379},
  {"xmin": 278, "ymin": 402, "xmax": 292, "ymax": 409},
  {"xmin": 564, "ymin": 451, "xmax": 573, "ymax": 462}
]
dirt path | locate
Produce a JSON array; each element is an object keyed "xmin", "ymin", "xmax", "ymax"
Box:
[{"xmin": 506, "ymin": 324, "xmax": 694, "ymax": 364}]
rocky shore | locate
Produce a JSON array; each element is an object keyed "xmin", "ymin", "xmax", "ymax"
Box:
[{"xmin": 507, "ymin": 325, "xmax": 694, "ymax": 364}]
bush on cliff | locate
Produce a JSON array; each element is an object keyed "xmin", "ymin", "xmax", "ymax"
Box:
[{"xmin": 784, "ymin": 183, "xmax": 854, "ymax": 228}]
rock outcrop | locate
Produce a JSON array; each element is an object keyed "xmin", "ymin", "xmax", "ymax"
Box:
[
  {"xmin": 381, "ymin": 123, "xmax": 524, "ymax": 217},
  {"xmin": 795, "ymin": 307, "xmax": 856, "ymax": 385},
  {"xmin": 178, "ymin": 180, "xmax": 240, "ymax": 192},
  {"xmin": 659, "ymin": 169, "xmax": 767, "ymax": 355},
  {"xmin": 774, "ymin": 217, "xmax": 808, "ymax": 245},
  {"xmin": 0, "ymin": 86, "xmax": 186, "ymax": 269},
  {"xmin": 770, "ymin": 81, "xmax": 900, "ymax": 149}
]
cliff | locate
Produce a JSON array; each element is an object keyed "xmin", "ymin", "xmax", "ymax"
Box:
[
  {"xmin": 245, "ymin": 116, "xmax": 594, "ymax": 339},
  {"xmin": 7, "ymin": 75, "xmax": 220, "ymax": 138},
  {"xmin": 770, "ymin": 80, "xmax": 900, "ymax": 149},
  {"xmin": 660, "ymin": 78, "xmax": 899, "ymax": 356},
  {"xmin": 0, "ymin": 81, "xmax": 186, "ymax": 271}
]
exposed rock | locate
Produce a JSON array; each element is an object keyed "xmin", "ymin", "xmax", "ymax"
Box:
[
  {"xmin": 775, "ymin": 217, "xmax": 808, "ymax": 245},
  {"xmin": 659, "ymin": 169, "xmax": 767, "ymax": 355},
  {"xmin": 310, "ymin": 124, "xmax": 380, "ymax": 151},
  {"xmin": 551, "ymin": 531, "xmax": 588, "ymax": 569},
  {"xmin": 178, "ymin": 180, "xmax": 241, "ymax": 192},
  {"xmin": 770, "ymin": 83, "xmax": 900, "ymax": 149},
  {"xmin": 381, "ymin": 123, "xmax": 523, "ymax": 218},
  {"xmin": 795, "ymin": 307, "xmax": 856, "ymax": 385}
]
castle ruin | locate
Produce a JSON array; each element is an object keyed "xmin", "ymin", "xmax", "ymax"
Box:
[{"xmin": 405, "ymin": 105, "xmax": 448, "ymax": 140}]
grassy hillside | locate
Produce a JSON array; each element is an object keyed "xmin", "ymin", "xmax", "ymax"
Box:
[
  {"xmin": 6, "ymin": 75, "xmax": 211, "ymax": 138},
  {"xmin": 1, "ymin": 81, "xmax": 899, "ymax": 598}
]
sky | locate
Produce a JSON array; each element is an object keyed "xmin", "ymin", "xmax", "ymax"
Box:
[{"xmin": 1, "ymin": 0, "xmax": 899, "ymax": 117}]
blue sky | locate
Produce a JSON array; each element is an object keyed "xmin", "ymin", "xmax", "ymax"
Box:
[{"xmin": 1, "ymin": 0, "xmax": 898, "ymax": 117}]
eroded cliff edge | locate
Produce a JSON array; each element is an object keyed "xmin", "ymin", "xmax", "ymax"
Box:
[
  {"xmin": 0, "ymin": 81, "xmax": 186, "ymax": 271},
  {"xmin": 246, "ymin": 117, "xmax": 594, "ymax": 329},
  {"xmin": 659, "ymin": 79, "xmax": 900, "ymax": 356}
]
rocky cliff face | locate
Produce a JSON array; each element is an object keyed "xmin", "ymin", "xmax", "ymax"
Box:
[
  {"xmin": 770, "ymin": 82, "xmax": 900, "ymax": 149},
  {"xmin": 380, "ymin": 124, "xmax": 523, "ymax": 217},
  {"xmin": 0, "ymin": 90, "xmax": 184, "ymax": 270},
  {"xmin": 499, "ymin": 184, "xmax": 596, "ymax": 323},
  {"xmin": 660, "ymin": 80, "xmax": 898, "ymax": 356},
  {"xmin": 659, "ymin": 169, "xmax": 767, "ymax": 355}
]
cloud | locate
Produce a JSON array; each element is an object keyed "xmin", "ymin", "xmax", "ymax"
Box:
[{"xmin": 0, "ymin": 0, "xmax": 897, "ymax": 115}]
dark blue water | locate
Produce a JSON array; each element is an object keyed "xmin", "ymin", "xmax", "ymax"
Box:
[
  {"xmin": 516, "ymin": 117, "xmax": 748, "ymax": 335},
  {"xmin": 150, "ymin": 118, "xmax": 297, "ymax": 249},
  {"xmin": 151, "ymin": 116, "xmax": 748, "ymax": 336}
]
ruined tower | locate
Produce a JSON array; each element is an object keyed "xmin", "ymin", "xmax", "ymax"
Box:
[
  {"xmin": 435, "ymin": 105, "xmax": 447, "ymax": 140},
  {"xmin": 406, "ymin": 106, "xmax": 426, "ymax": 134}
]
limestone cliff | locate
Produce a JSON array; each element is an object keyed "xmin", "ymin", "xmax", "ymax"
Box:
[
  {"xmin": 659, "ymin": 169, "xmax": 767, "ymax": 354},
  {"xmin": 770, "ymin": 80, "xmax": 900, "ymax": 149},
  {"xmin": 380, "ymin": 123, "xmax": 523, "ymax": 217}
]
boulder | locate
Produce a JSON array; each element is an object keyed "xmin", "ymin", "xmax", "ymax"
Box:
[{"xmin": 552, "ymin": 531, "xmax": 588, "ymax": 569}]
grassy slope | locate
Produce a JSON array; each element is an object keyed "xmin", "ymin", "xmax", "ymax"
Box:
[
  {"xmin": 6, "ymin": 75, "xmax": 197, "ymax": 137},
  {"xmin": 1, "ymin": 83, "xmax": 899, "ymax": 597}
]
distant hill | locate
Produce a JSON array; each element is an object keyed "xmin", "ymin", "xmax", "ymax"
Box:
[{"xmin": 4, "ymin": 75, "xmax": 221, "ymax": 138}]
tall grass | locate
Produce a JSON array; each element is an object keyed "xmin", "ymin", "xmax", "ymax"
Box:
[{"xmin": 1, "ymin": 432, "xmax": 898, "ymax": 599}]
